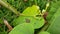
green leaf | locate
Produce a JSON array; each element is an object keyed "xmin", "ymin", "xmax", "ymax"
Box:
[
  {"xmin": 22, "ymin": 5, "xmax": 40, "ymax": 17},
  {"xmin": 12, "ymin": 16, "xmax": 44, "ymax": 29},
  {"xmin": 47, "ymin": 1, "xmax": 60, "ymax": 22},
  {"xmin": 38, "ymin": 31, "xmax": 50, "ymax": 34},
  {"xmin": 9, "ymin": 23, "xmax": 34, "ymax": 34},
  {"xmin": 47, "ymin": 16, "xmax": 60, "ymax": 34},
  {"xmin": 47, "ymin": 8, "xmax": 60, "ymax": 34}
]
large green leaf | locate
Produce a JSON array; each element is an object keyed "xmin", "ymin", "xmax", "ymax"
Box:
[
  {"xmin": 47, "ymin": 1, "xmax": 60, "ymax": 22},
  {"xmin": 47, "ymin": 8, "xmax": 60, "ymax": 34},
  {"xmin": 47, "ymin": 16, "xmax": 60, "ymax": 34},
  {"xmin": 38, "ymin": 31, "xmax": 50, "ymax": 34},
  {"xmin": 12, "ymin": 16, "xmax": 44, "ymax": 29},
  {"xmin": 9, "ymin": 23, "xmax": 34, "ymax": 34},
  {"xmin": 22, "ymin": 5, "xmax": 40, "ymax": 17}
]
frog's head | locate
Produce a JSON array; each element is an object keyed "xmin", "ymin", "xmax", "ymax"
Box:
[
  {"xmin": 31, "ymin": 5, "xmax": 40, "ymax": 11},
  {"xmin": 31, "ymin": 5, "xmax": 41, "ymax": 16},
  {"xmin": 22, "ymin": 5, "xmax": 41, "ymax": 17}
]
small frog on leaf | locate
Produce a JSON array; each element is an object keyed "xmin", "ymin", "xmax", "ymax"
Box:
[{"xmin": 22, "ymin": 5, "xmax": 41, "ymax": 17}]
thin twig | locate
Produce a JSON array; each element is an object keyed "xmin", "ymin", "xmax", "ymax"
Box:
[{"xmin": 3, "ymin": 19, "xmax": 13, "ymax": 32}]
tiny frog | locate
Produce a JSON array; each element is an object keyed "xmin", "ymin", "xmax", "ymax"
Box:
[{"xmin": 22, "ymin": 5, "xmax": 41, "ymax": 17}]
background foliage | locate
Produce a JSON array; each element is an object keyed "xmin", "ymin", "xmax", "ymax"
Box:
[{"xmin": 0, "ymin": 0, "xmax": 60, "ymax": 34}]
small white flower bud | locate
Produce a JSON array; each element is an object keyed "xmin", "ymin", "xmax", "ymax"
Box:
[{"xmin": 46, "ymin": 3, "xmax": 49, "ymax": 7}]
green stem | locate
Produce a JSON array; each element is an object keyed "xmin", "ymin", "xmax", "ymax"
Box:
[{"xmin": 0, "ymin": 0, "xmax": 20, "ymax": 15}]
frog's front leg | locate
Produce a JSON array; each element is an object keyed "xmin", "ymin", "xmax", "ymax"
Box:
[{"xmin": 33, "ymin": 15, "xmax": 41, "ymax": 20}]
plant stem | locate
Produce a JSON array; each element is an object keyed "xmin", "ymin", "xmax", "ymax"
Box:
[
  {"xmin": 40, "ymin": 23, "xmax": 49, "ymax": 31},
  {"xmin": 0, "ymin": 0, "xmax": 20, "ymax": 15}
]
